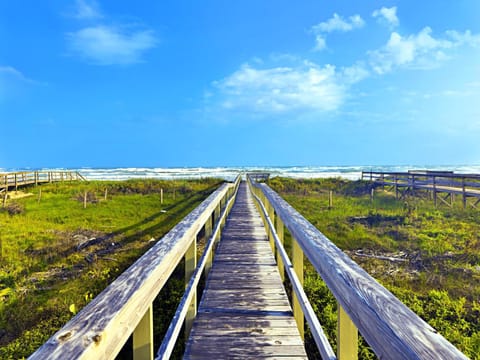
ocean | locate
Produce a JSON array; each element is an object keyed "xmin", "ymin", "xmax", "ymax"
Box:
[{"xmin": 2, "ymin": 165, "xmax": 480, "ymax": 181}]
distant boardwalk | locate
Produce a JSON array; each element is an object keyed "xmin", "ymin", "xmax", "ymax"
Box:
[
  {"xmin": 184, "ymin": 182, "xmax": 307, "ymax": 358},
  {"xmin": 0, "ymin": 171, "xmax": 85, "ymax": 193},
  {"xmin": 363, "ymin": 170, "xmax": 480, "ymax": 208}
]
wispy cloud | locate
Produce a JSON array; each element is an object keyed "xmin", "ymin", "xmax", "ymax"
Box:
[
  {"xmin": 67, "ymin": 25, "xmax": 157, "ymax": 65},
  {"xmin": 73, "ymin": 0, "xmax": 103, "ymax": 20},
  {"xmin": 368, "ymin": 27, "xmax": 456, "ymax": 74},
  {"xmin": 311, "ymin": 13, "xmax": 364, "ymax": 51},
  {"xmin": 66, "ymin": 1, "xmax": 157, "ymax": 65},
  {"xmin": 312, "ymin": 13, "xmax": 365, "ymax": 33},
  {"xmin": 0, "ymin": 66, "xmax": 36, "ymax": 84},
  {"xmin": 0, "ymin": 66, "xmax": 42, "ymax": 101},
  {"xmin": 445, "ymin": 30, "xmax": 480, "ymax": 47},
  {"xmin": 372, "ymin": 6, "xmax": 399, "ymax": 29}
]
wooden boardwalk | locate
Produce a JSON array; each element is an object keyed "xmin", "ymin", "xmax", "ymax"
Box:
[
  {"xmin": 184, "ymin": 182, "xmax": 307, "ymax": 359},
  {"xmin": 1, "ymin": 171, "xmax": 85, "ymax": 193}
]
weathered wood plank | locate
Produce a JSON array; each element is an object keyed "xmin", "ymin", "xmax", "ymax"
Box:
[{"xmin": 184, "ymin": 182, "xmax": 306, "ymax": 359}]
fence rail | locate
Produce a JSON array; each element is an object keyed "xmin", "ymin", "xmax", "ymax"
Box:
[
  {"xmin": 248, "ymin": 174, "xmax": 467, "ymax": 360},
  {"xmin": 29, "ymin": 176, "xmax": 241, "ymax": 360},
  {"xmin": 0, "ymin": 171, "xmax": 86, "ymax": 192}
]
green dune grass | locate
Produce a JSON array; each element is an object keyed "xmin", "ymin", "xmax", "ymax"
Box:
[
  {"xmin": 268, "ymin": 177, "xmax": 480, "ymax": 359},
  {"xmin": 0, "ymin": 178, "xmax": 222, "ymax": 359}
]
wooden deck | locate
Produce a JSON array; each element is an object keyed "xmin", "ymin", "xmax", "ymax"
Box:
[{"xmin": 184, "ymin": 182, "xmax": 307, "ymax": 359}]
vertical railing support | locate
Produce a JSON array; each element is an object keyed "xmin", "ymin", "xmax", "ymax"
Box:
[
  {"xmin": 275, "ymin": 216, "xmax": 285, "ymax": 282},
  {"xmin": 337, "ymin": 305, "xmax": 358, "ymax": 360},
  {"xmin": 185, "ymin": 236, "xmax": 197, "ymax": 340},
  {"xmin": 292, "ymin": 240, "xmax": 304, "ymax": 339},
  {"xmin": 204, "ymin": 213, "xmax": 213, "ymax": 276},
  {"xmin": 267, "ymin": 202, "xmax": 275, "ymax": 252},
  {"xmin": 133, "ymin": 305, "xmax": 153, "ymax": 360}
]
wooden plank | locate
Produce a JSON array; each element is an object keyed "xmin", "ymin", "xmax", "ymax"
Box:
[{"xmin": 184, "ymin": 182, "xmax": 306, "ymax": 359}]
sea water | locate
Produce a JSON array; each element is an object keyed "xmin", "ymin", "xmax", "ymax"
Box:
[{"xmin": 2, "ymin": 165, "xmax": 480, "ymax": 181}]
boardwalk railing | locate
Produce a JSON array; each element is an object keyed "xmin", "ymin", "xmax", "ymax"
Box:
[
  {"xmin": 247, "ymin": 174, "xmax": 468, "ymax": 360},
  {"xmin": 0, "ymin": 171, "xmax": 86, "ymax": 192},
  {"xmin": 29, "ymin": 176, "xmax": 241, "ymax": 360},
  {"xmin": 362, "ymin": 170, "xmax": 480, "ymax": 208}
]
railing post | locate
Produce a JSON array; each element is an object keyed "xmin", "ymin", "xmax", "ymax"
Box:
[
  {"xmin": 185, "ymin": 236, "xmax": 197, "ymax": 340},
  {"xmin": 204, "ymin": 213, "xmax": 213, "ymax": 276},
  {"xmin": 275, "ymin": 216, "xmax": 285, "ymax": 282},
  {"xmin": 133, "ymin": 304, "xmax": 153, "ymax": 360},
  {"xmin": 337, "ymin": 305, "xmax": 358, "ymax": 360},
  {"xmin": 14, "ymin": 173, "xmax": 17, "ymax": 192},
  {"xmin": 462, "ymin": 177, "xmax": 466, "ymax": 209},
  {"xmin": 267, "ymin": 202, "xmax": 275, "ymax": 252},
  {"xmin": 292, "ymin": 239, "xmax": 304, "ymax": 339}
]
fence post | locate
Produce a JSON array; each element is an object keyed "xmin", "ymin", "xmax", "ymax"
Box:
[
  {"xmin": 337, "ymin": 305, "xmax": 358, "ymax": 360},
  {"xmin": 329, "ymin": 190, "xmax": 333, "ymax": 208},
  {"xmin": 292, "ymin": 239, "xmax": 304, "ymax": 339},
  {"xmin": 160, "ymin": 188, "xmax": 163, "ymax": 204},
  {"xmin": 275, "ymin": 216, "xmax": 285, "ymax": 282},
  {"xmin": 133, "ymin": 304, "xmax": 153, "ymax": 360},
  {"xmin": 185, "ymin": 236, "xmax": 197, "ymax": 340}
]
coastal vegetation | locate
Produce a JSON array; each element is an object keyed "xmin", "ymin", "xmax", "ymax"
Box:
[
  {"xmin": 268, "ymin": 177, "xmax": 480, "ymax": 359},
  {"xmin": 0, "ymin": 178, "xmax": 222, "ymax": 358},
  {"xmin": 1, "ymin": 176, "xmax": 479, "ymax": 359}
]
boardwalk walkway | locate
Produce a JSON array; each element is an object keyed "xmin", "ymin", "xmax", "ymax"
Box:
[{"xmin": 184, "ymin": 182, "xmax": 307, "ymax": 359}]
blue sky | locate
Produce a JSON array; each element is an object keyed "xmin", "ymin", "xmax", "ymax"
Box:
[{"xmin": 1, "ymin": 1, "xmax": 479, "ymax": 168}]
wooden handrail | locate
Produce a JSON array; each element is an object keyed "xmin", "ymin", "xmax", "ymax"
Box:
[
  {"xmin": 29, "ymin": 175, "xmax": 241, "ymax": 360},
  {"xmin": 248, "ymin": 177, "xmax": 336, "ymax": 359},
  {"xmin": 156, "ymin": 176, "xmax": 240, "ymax": 359},
  {"xmin": 248, "ymin": 175, "xmax": 468, "ymax": 360}
]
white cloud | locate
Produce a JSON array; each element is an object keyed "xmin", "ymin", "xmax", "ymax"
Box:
[
  {"xmin": 311, "ymin": 13, "xmax": 364, "ymax": 51},
  {"xmin": 446, "ymin": 30, "xmax": 480, "ymax": 47},
  {"xmin": 372, "ymin": 6, "xmax": 399, "ymax": 28},
  {"xmin": 73, "ymin": 0, "xmax": 102, "ymax": 20},
  {"xmin": 314, "ymin": 35, "xmax": 327, "ymax": 51},
  {"xmin": 67, "ymin": 25, "xmax": 157, "ymax": 65},
  {"xmin": 312, "ymin": 13, "xmax": 365, "ymax": 33},
  {"xmin": 210, "ymin": 60, "xmax": 371, "ymax": 116},
  {"xmin": 369, "ymin": 27, "xmax": 456, "ymax": 74}
]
